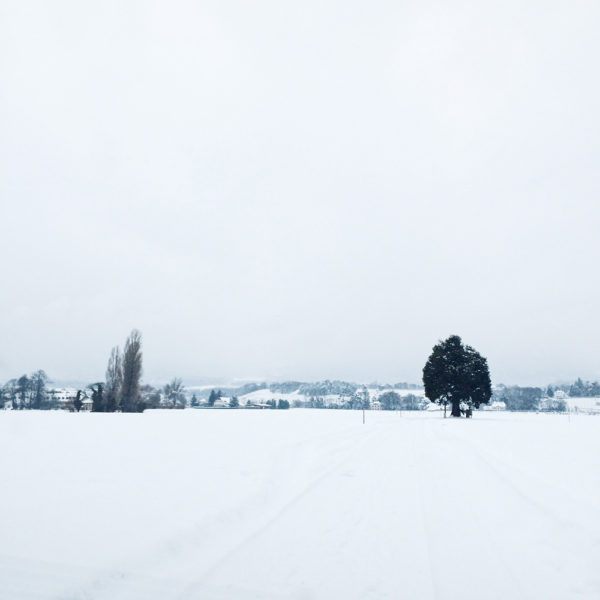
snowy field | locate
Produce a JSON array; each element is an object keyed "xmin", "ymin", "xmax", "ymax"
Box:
[
  {"xmin": 567, "ymin": 396, "xmax": 600, "ymax": 413},
  {"xmin": 1, "ymin": 410, "xmax": 598, "ymax": 600}
]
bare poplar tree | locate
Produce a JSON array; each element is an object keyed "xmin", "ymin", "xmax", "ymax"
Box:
[
  {"xmin": 105, "ymin": 346, "xmax": 123, "ymax": 412},
  {"xmin": 121, "ymin": 329, "xmax": 143, "ymax": 412}
]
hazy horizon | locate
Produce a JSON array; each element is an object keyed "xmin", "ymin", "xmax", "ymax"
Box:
[
  {"xmin": 2, "ymin": 1, "xmax": 599, "ymax": 388},
  {"xmin": 9, "ymin": 361, "xmax": 594, "ymax": 392}
]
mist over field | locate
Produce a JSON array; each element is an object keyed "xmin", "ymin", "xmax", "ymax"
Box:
[{"xmin": 1, "ymin": 0, "xmax": 600, "ymax": 385}]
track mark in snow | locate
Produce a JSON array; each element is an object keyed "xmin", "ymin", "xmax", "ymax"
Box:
[
  {"xmin": 176, "ymin": 426, "xmax": 381, "ymax": 600},
  {"xmin": 65, "ymin": 423, "xmax": 375, "ymax": 600},
  {"xmin": 436, "ymin": 426, "xmax": 600, "ymax": 598},
  {"xmin": 410, "ymin": 421, "xmax": 440, "ymax": 600}
]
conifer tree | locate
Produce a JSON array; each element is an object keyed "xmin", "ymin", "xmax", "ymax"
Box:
[
  {"xmin": 73, "ymin": 390, "xmax": 84, "ymax": 412},
  {"xmin": 423, "ymin": 335, "xmax": 491, "ymax": 417},
  {"xmin": 207, "ymin": 389, "xmax": 218, "ymax": 407}
]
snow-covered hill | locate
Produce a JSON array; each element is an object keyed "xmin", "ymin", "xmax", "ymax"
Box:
[{"xmin": 234, "ymin": 385, "xmax": 425, "ymax": 407}]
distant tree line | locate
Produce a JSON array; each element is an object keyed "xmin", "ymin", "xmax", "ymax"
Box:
[
  {"xmin": 378, "ymin": 392, "xmax": 425, "ymax": 411},
  {"xmin": 5, "ymin": 338, "xmax": 595, "ymax": 415},
  {"xmin": 181, "ymin": 380, "xmax": 428, "ymax": 407},
  {"xmin": 1, "ymin": 329, "xmax": 168, "ymax": 413},
  {"xmin": 291, "ymin": 390, "xmax": 427, "ymax": 411},
  {"xmin": 493, "ymin": 386, "xmax": 543, "ymax": 411},
  {"xmin": 269, "ymin": 381, "xmax": 303, "ymax": 394},
  {"xmin": 257, "ymin": 399, "xmax": 290, "ymax": 409},
  {"xmin": 0, "ymin": 370, "xmax": 52, "ymax": 410},
  {"xmin": 193, "ymin": 391, "xmax": 290, "ymax": 409},
  {"xmin": 91, "ymin": 333, "xmax": 196, "ymax": 412},
  {"xmin": 299, "ymin": 380, "xmax": 359, "ymax": 396},
  {"xmin": 492, "ymin": 385, "xmax": 568, "ymax": 412},
  {"xmin": 565, "ymin": 378, "xmax": 600, "ymax": 398}
]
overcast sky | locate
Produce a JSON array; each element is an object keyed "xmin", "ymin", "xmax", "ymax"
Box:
[{"xmin": 1, "ymin": 0, "xmax": 599, "ymax": 386}]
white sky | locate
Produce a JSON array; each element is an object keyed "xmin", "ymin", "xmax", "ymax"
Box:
[{"xmin": 1, "ymin": 0, "xmax": 599, "ymax": 386}]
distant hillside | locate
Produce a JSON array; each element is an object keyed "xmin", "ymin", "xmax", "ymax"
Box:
[{"xmin": 187, "ymin": 380, "xmax": 425, "ymax": 409}]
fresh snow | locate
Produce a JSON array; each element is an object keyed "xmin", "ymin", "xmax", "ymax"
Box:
[
  {"xmin": 0, "ymin": 410, "xmax": 598, "ymax": 599},
  {"xmin": 566, "ymin": 396, "xmax": 600, "ymax": 412}
]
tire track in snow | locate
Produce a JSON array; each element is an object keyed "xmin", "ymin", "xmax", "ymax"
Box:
[
  {"xmin": 431, "ymin": 426, "xmax": 531, "ymax": 599},
  {"xmin": 67, "ymin": 422, "xmax": 375, "ymax": 600},
  {"xmin": 436, "ymin": 426, "xmax": 600, "ymax": 599},
  {"xmin": 442, "ymin": 429, "xmax": 600, "ymax": 531},
  {"xmin": 410, "ymin": 420, "xmax": 440, "ymax": 600},
  {"xmin": 410, "ymin": 418, "xmax": 530, "ymax": 600},
  {"xmin": 175, "ymin": 425, "xmax": 381, "ymax": 600}
]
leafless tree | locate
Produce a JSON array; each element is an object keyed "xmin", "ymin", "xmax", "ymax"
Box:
[
  {"xmin": 30, "ymin": 370, "xmax": 49, "ymax": 409},
  {"xmin": 1, "ymin": 379, "xmax": 18, "ymax": 410},
  {"xmin": 105, "ymin": 346, "xmax": 123, "ymax": 412},
  {"xmin": 163, "ymin": 378, "xmax": 186, "ymax": 408},
  {"xmin": 121, "ymin": 329, "xmax": 143, "ymax": 412}
]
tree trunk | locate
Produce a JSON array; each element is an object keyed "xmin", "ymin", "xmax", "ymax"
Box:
[{"xmin": 451, "ymin": 401, "xmax": 462, "ymax": 417}]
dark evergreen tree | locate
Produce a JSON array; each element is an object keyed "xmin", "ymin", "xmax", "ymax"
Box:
[
  {"xmin": 207, "ymin": 389, "xmax": 218, "ymax": 407},
  {"xmin": 423, "ymin": 335, "xmax": 492, "ymax": 417},
  {"xmin": 569, "ymin": 378, "xmax": 586, "ymax": 397},
  {"xmin": 191, "ymin": 394, "xmax": 199, "ymax": 407},
  {"xmin": 73, "ymin": 390, "xmax": 84, "ymax": 412},
  {"xmin": 229, "ymin": 396, "xmax": 239, "ymax": 408},
  {"xmin": 277, "ymin": 399, "xmax": 290, "ymax": 409},
  {"xmin": 90, "ymin": 382, "xmax": 105, "ymax": 412}
]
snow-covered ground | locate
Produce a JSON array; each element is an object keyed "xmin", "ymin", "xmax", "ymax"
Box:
[
  {"xmin": 0, "ymin": 410, "xmax": 598, "ymax": 600},
  {"xmin": 566, "ymin": 396, "xmax": 600, "ymax": 412}
]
